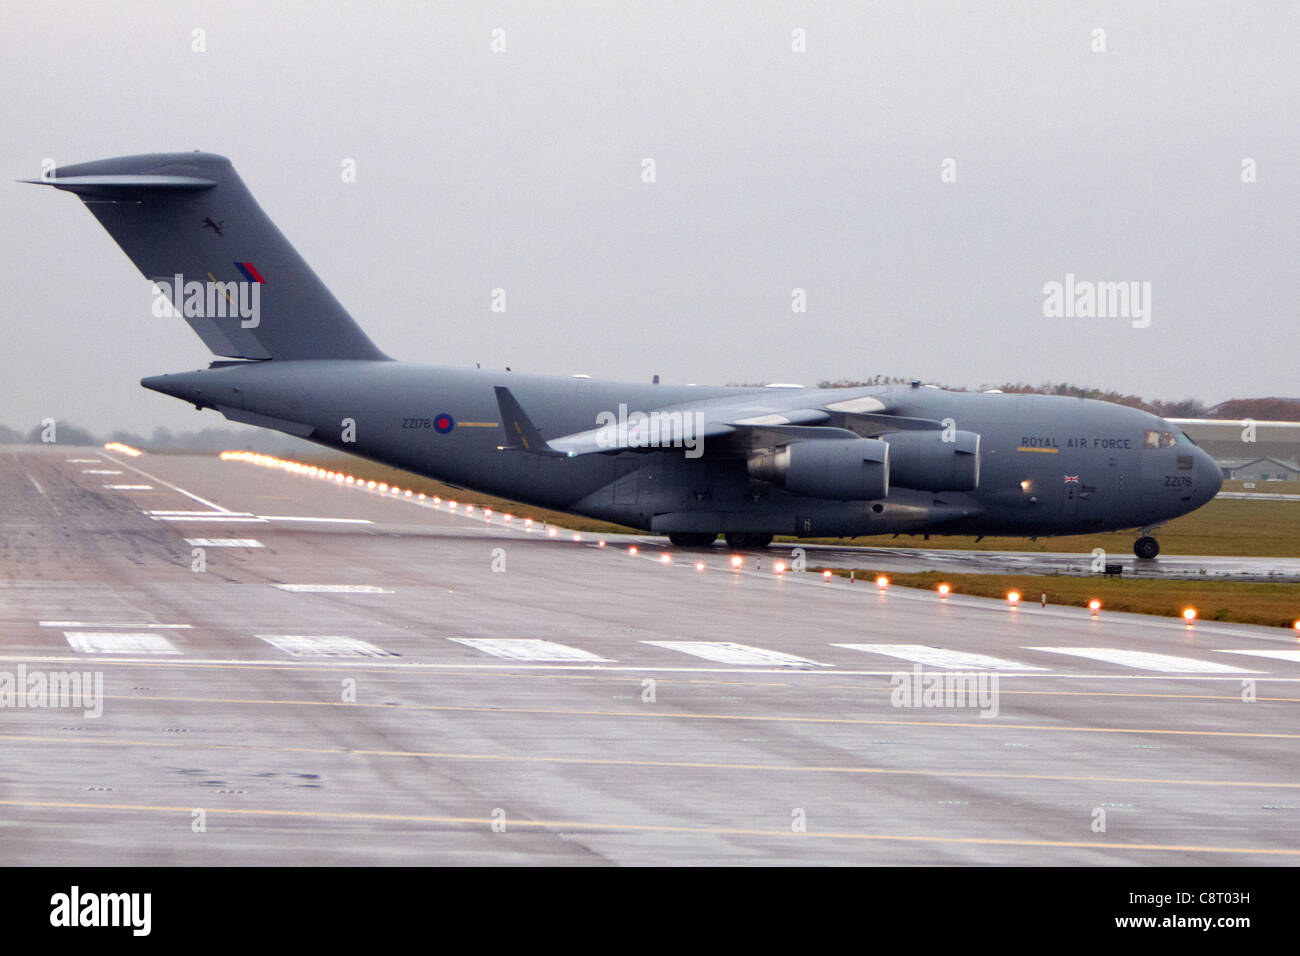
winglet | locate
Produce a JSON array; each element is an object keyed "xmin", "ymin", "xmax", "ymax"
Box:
[{"xmin": 494, "ymin": 386, "xmax": 567, "ymax": 456}]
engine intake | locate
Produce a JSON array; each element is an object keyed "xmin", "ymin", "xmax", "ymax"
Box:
[
  {"xmin": 882, "ymin": 429, "xmax": 980, "ymax": 491},
  {"xmin": 748, "ymin": 438, "xmax": 889, "ymax": 501}
]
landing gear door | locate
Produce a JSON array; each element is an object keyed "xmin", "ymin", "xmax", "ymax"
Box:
[{"xmin": 613, "ymin": 454, "xmax": 638, "ymax": 505}]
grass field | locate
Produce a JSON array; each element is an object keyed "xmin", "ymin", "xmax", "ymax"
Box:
[
  {"xmin": 816, "ymin": 568, "xmax": 1300, "ymax": 630},
  {"xmin": 1221, "ymin": 479, "xmax": 1299, "ymax": 493},
  {"xmin": 780, "ymin": 496, "xmax": 1300, "ymax": 557}
]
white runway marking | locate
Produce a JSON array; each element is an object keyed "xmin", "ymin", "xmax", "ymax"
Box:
[
  {"xmin": 1216, "ymin": 491, "xmax": 1300, "ymax": 501},
  {"xmin": 643, "ymin": 641, "xmax": 827, "ymax": 667},
  {"xmin": 833, "ymin": 644, "xmax": 1049, "ymax": 671},
  {"xmin": 64, "ymin": 632, "xmax": 182, "ymax": 655},
  {"xmin": 150, "ymin": 512, "xmax": 368, "ymax": 524},
  {"xmin": 41, "ymin": 621, "xmax": 192, "ymax": 629},
  {"xmin": 1025, "ymin": 647, "xmax": 1259, "ymax": 674},
  {"xmin": 258, "ymin": 635, "xmax": 397, "ymax": 658},
  {"xmin": 149, "ymin": 515, "xmax": 268, "ymax": 523},
  {"xmin": 104, "ymin": 484, "xmax": 153, "ymax": 490},
  {"xmin": 259, "ymin": 516, "xmax": 373, "ymax": 524},
  {"xmin": 101, "ymin": 454, "xmax": 233, "ymax": 513},
  {"xmin": 82, "ymin": 469, "xmax": 122, "ymax": 475},
  {"xmin": 273, "ymin": 584, "xmax": 394, "ymax": 593},
  {"xmin": 185, "ymin": 538, "xmax": 264, "ymax": 548},
  {"xmin": 1215, "ymin": 649, "xmax": 1300, "ymax": 664},
  {"xmin": 0, "ymin": 653, "xmax": 1292, "ymax": 681},
  {"xmin": 449, "ymin": 638, "xmax": 612, "ymax": 662},
  {"xmin": 65, "ymin": 458, "xmax": 100, "ymax": 463}
]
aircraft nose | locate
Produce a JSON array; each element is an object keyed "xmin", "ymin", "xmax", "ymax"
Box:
[{"xmin": 1198, "ymin": 447, "xmax": 1222, "ymax": 502}]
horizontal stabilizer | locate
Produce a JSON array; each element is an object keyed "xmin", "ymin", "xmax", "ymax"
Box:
[{"xmin": 22, "ymin": 174, "xmax": 218, "ymax": 197}]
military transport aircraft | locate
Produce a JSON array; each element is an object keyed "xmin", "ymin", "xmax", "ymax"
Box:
[{"xmin": 26, "ymin": 153, "xmax": 1220, "ymax": 559}]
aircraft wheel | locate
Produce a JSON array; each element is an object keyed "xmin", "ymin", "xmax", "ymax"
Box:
[
  {"xmin": 667, "ymin": 532, "xmax": 717, "ymax": 548},
  {"xmin": 724, "ymin": 532, "xmax": 774, "ymax": 549},
  {"xmin": 1133, "ymin": 536, "xmax": 1160, "ymax": 560}
]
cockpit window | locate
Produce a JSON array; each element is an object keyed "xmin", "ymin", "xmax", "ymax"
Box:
[{"xmin": 1143, "ymin": 429, "xmax": 1178, "ymax": 449}]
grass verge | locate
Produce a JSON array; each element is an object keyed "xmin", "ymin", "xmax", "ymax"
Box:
[{"xmin": 818, "ymin": 568, "xmax": 1300, "ymax": 630}]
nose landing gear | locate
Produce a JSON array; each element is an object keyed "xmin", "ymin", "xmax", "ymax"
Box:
[{"xmin": 1133, "ymin": 535, "xmax": 1160, "ymax": 560}]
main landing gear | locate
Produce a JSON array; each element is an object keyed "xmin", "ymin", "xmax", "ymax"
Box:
[
  {"xmin": 1133, "ymin": 536, "xmax": 1160, "ymax": 560},
  {"xmin": 664, "ymin": 532, "xmax": 775, "ymax": 548},
  {"xmin": 667, "ymin": 532, "xmax": 717, "ymax": 547}
]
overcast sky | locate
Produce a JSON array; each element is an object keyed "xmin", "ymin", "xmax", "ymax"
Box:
[{"xmin": 3, "ymin": 1, "xmax": 1297, "ymax": 434}]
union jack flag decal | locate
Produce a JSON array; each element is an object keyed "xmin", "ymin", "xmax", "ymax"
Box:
[
  {"xmin": 1064, "ymin": 475, "xmax": 1080, "ymax": 483},
  {"xmin": 234, "ymin": 261, "xmax": 265, "ymax": 283}
]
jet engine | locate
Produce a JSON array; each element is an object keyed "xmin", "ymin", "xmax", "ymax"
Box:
[
  {"xmin": 748, "ymin": 438, "xmax": 889, "ymax": 501},
  {"xmin": 881, "ymin": 429, "xmax": 980, "ymax": 491}
]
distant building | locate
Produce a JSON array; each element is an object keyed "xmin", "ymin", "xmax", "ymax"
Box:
[
  {"xmin": 1216, "ymin": 457, "xmax": 1300, "ymax": 481},
  {"xmin": 1169, "ymin": 419, "xmax": 1300, "ymax": 480}
]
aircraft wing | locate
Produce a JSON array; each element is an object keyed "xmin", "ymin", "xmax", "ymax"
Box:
[
  {"xmin": 544, "ymin": 418, "xmax": 740, "ymax": 457},
  {"xmin": 495, "ymin": 385, "xmax": 947, "ymax": 458}
]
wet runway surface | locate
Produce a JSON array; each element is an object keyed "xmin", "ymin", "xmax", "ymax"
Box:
[
  {"xmin": 2, "ymin": 445, "xmax": 1298, "ymax": 865},
  {"xmin": 780, "ymin": 543, "xmax": 1300, "ymax": 582}
]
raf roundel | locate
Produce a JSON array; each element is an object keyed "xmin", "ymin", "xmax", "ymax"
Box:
[{"xmin": 434, "ymin": 414, "xmax": 455, "ymax": 434}]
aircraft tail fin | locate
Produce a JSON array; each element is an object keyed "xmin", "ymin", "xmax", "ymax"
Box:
[{"xmin": 26, "ymin": 152, "xmax": 387, "ymax": 362}]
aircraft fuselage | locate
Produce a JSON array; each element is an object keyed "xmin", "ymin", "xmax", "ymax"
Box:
[{"xmin": 143, "ymin": 361, "xmax": 1222, "ymax": 540}]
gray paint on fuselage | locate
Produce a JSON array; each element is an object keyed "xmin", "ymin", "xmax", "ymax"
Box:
[{"xmin": 142, "ymin": 363, "xmax": 1221, "ymax": 538}]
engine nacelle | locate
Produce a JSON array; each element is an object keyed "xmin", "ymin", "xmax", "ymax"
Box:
[
  {"xmin": 748, "ymin": 438, "xmax": 889, "ymax": 501},
  {"xmin": 881, "ymin": 429, "xmax": 980, "ymax": 491}
]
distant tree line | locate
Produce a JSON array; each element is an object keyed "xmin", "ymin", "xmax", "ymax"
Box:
[
  {"xmin": 1209, "ymin": 397, "xmax": 1300, "ymax": 420},
  {"xmin": 3, "ymin": 388, "xmax": 1299, "ymax": 451},
  {"xmin": 810, "ymin": 379, "xmax": 1300, "ymax": 420},
  {"xmin": 0, "ymin": 421, "xmax": 315, "ymax": 454}
]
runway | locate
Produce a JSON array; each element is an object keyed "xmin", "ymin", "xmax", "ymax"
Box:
[
  {"xmin": 2, "ymin": 444, "xmax": 1299, "ymax": 865},
  {"xmin": 780, "ymin": 543, "xmax": 1300, "ymax": 582}
]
